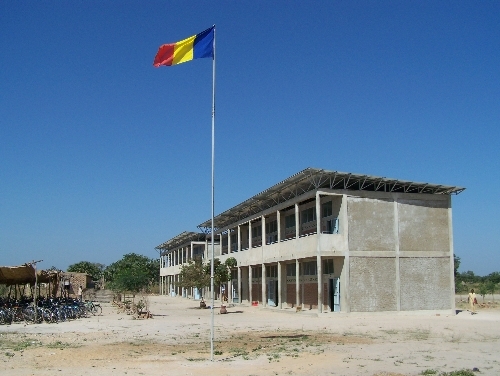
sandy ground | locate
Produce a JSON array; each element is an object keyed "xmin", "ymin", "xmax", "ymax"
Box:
[{"xmin": 1, "ymin": 295, "xmax": 499, "ymax": 376}]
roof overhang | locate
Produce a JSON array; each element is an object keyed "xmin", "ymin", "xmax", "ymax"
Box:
[
  {"xmin": 197, "ymin": 167, "xmax": 465, "ymax": 231},
  {"xmin": 155, "ymin": 231, "xmax": 206, "ymax": 255},
  {"xmin": 0, "ymin": 264, "xmax": 59, "ymax": 285}
]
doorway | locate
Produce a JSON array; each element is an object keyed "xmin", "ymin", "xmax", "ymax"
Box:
[
  {"xmin": 329, "ymin": 278, "xmax": 340, "ymax": 312},
  {"xmin": 267, "ymin": 280, "xmax": 278, "ymax": 307},
  {"xmin": 231, "ymin": 279, "xmax": 239, "ymax": 303}
]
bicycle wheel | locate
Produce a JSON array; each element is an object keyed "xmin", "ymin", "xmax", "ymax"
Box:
[
  {"xmin": 0, "ymin": 309, "xmax": 8, "ymax": 325},
  {"xmin": 92, "ymin": 304, "xmax": 102, "ymax": 315},
  {"xmin": 22, "ymin": 307, "xmax": 36, "ymax": 324}
]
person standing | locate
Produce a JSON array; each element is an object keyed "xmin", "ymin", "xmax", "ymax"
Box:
[
  {"xmin": 78, "ymin": 285, "xmax": 83, "ymax": 301},
  {"xmin": 468, "ymin": 288, "xmax": 476, "ymax": 314}
]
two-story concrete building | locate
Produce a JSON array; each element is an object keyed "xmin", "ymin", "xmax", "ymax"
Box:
[{"xmin": 156, "ymin": 168, "xmax": 464, "ymax": 313}]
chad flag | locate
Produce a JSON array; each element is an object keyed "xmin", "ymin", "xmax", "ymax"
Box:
[{"xmin": 153, "ymin": 26, "xmax": 214, "ymax": 67}]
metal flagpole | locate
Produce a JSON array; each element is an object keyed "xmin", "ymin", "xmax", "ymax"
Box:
[{"xmin": 210, "ymin": 24, "xmax": 216, "ymax": 362}]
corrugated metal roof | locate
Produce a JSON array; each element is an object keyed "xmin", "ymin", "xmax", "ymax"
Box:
[
  {"xmin": 155, "ymin": 231, "xmax": 206, "ymax": 253},
  {"xmin": 197, "ymin": 167, "xmax": 465, "ymax": 231}
]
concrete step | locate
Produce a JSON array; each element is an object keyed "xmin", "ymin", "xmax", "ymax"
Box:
[{"xmin": 85, "ymin": 289, "xmax": 115, "ymax": 303}]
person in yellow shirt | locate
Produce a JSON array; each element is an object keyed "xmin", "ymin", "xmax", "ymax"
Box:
[{"xmin": 468, "ymin": 288, "xmax": 477, "ymax": 314}]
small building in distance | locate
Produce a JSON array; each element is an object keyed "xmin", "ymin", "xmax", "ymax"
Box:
[
  {"xmin": 58, "ymin": 272, "xmax": 92, "ymax": 298},
  {"xmin": 157, "ymin": 167, "xmax": 465, "ymax": 314}
]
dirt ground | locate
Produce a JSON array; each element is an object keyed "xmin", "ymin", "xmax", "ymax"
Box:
[{"xmin": 1, "ymin": 295, "xmax": 499, "ymax": 376}]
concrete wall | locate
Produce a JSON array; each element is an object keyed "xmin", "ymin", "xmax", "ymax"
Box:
[
  {"xmin": 400, "ymin": 257, "xmax": 451, "ymax": 310},
  {"xmin": 398, "ymin": 199, "xmax": 450, "ymax": 253},
  {"xmin": 347, "ymin": 197, "xmax": 396, "ymax": 252},
  {"xmin": 349, "ymin": 257, "xmax": 398, "ymax": 312}
]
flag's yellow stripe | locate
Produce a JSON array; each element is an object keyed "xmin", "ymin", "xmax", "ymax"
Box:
[{"xmin": 173, "ymin": 35, "xmax": 196, "ymax": 65}]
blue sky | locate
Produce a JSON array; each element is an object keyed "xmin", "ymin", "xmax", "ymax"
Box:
[{"xmin": 1, "ymin": 1, "xmax": 498, "ymax": 275}]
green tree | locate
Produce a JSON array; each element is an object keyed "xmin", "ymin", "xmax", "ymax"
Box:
[
  {"xmin": 458, "ymin": 270, "xmax": 479, "ymax": 284},
  {"xmin": 478, "ymin": 283, "xmax": 488, "ymax": 303},
  {"xmin": 177, "ymin": 257, "xmax": 210, "ymax": 292},
  {"xmin": 486, "ymin": 272, "xmax": 500, "ymax": 285},
  {"xmin": 204, "ymin": 257, "xmax": 237, "ymax": 289},
  {"xmin": 204, "ymin": 257, "xmax": 237, "ymax": 303},
  {"xmin": 454, "ymin": 254, "xmax": 461, "ymax": 277},
  {"xmin": 67, "ymin": 261, "xmax": 105, "ymax": 281},
  {"xmin": 105, "ymin": 253, "xmax": 158, "ymax": 293},
  {"xmin": 455, "ymin": 281, "xmax": 467, "ymax": 301},
  {"xmin": 485, "ymin": 280, "xmax": 496, "ymax": 302}
]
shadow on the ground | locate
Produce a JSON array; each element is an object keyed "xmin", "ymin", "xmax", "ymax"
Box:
[{"xmin": 261, "ymin": 334, "xmax": 310, "ymax": 339}]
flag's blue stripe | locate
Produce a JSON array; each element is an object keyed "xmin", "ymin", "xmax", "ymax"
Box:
[{"xmin": 193, "ymin": 26, "xmax": 214, "ymax": 60}]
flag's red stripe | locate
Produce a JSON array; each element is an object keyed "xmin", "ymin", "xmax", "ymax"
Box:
[{"xmin": 153, "ymin": 43, "xmax": 175, "ymax": 67}]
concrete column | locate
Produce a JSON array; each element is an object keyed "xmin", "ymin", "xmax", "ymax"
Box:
[
  {"xmin": 278, "ymin": 261, "xmax": 282, "ymax": 309},
  {"xmin": 342, "ymin": 194, "xmax": 350, "ymax": 313},
  {"xmin": 295, "ymin": 259, "xmax": 300, "ymax": 308},
  {"xmin": 237, "ymin": 266, "xmax": 242, "ymax": 305},
  {"xmin": 220, "ymin": 233, "xmax": 223, "ymax": 255},
  {"xmin": 190, "ymin": 242, "xmax": 194, "ymax": 261},
  {"xmin": 394, "ymin": 200, "xmax": 401, "ymax": 312},
  {"xmin": 249, "ymin": 220, "xmax": 253, "ymax": 249},
  {"xmin": 262, "ymin": 263, "xmax": 267, "ymax": 306},
  {"xmin": 248, "ymin": 266, "xmax": 253, "ymax": 302},
  {"xmin": 228, "ymin": 230, "xmax": 232, "ymax": 253},
  {"xmin": 262, "ymin": 216, "xmax": 266, "ymax": 246},
  {"xmin": 277, "ymin": 210, "xmax": 281, "ymax": 242},
  {"xmin": 316, "ymin": 192, "xmax": 323, "ymax": 313},
  {"xmin": 295, "ymin": 203, "xmax": 300, "ymax": 238},
  {"xmin": 237, "ymin": 225, "xmax": 241, "ymax": 252},
  {"xmin": 448, "ymin": 195, "xmax": 456, "ymax": 315}
]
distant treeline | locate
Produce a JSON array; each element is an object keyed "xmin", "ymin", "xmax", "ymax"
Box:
[
  {"xmin": 454, "ymin": 255, "xmax": 499, "ymax": 298},
  {"xmin": 454, "ymin": 254, "xmax": 499, "ymax": 284},
  {"xmin": 65, "ymin": 253, "xmax": 159, "ymax": 293}
]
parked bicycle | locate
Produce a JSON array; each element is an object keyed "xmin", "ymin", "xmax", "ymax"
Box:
[
  {"xmin": 0, "ymin": 296, "xmax": 101, "ymax": 325},
  {"xmin": 84, "ymin": 300, "xmax": 102, "ymax": 316}
]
